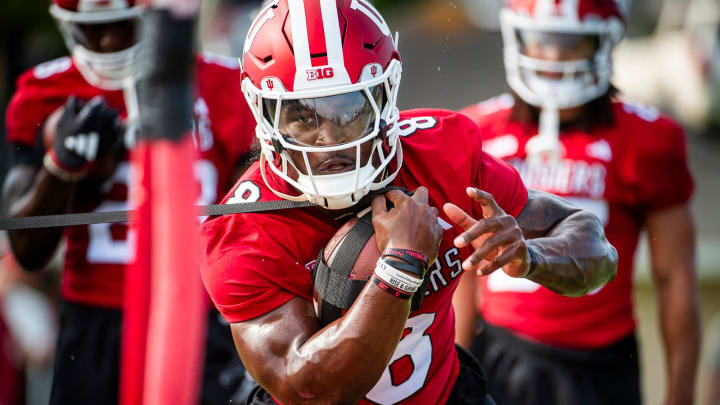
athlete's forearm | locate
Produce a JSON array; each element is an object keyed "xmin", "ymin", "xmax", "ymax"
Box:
[
  {"xmin": 283, "ymin": 283, "xmax": 411, "ymax": 403},
  {"xmin": 453, "ymin": 270, "xmax": 478, "ymax": 349},
  {"xmin": 2, "ymin": 165, "xmax": 75, "ymax": 270},
  {"xmin": 657, "ymin": 270, "xmax": 700, "ymax": 405},
  {"xmin": 517, "ymin": 190, "xmax": 617, "ymax": 296}
]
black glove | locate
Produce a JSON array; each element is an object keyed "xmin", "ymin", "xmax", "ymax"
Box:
[{"xmin": 45, "ymin": 96, "xmax": 124, "ymax": 178}]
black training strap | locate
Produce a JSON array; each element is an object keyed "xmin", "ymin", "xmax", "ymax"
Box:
[
  {"xmin": 313, "ymin": 210, "xmax": 375, "ymax": 327},
  {"xmin": 312, "ymin": 186, "xmax": 431, "ymax": 326},
  {"xmin": 0, "ymin": 200, "xmax": 315, "ymax": 230}
]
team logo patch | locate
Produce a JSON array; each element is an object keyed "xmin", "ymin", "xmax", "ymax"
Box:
[
  {"xmin": 306, "ymin": 67, "xmax": 334, "ymax": 81},
  {"xmin": 261, "ymin": 77, "xmax": 284, "ymax": 92}
]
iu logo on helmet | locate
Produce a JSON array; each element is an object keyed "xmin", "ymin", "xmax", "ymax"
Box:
[
  {"xmin": 370, "ymin": 65, "xmax": 378, "ymax": 77},
  {"xmin": 266, "ymin": 79, "xmax": 274, "ymax": 90},
  {"xmin": 306, "ymin": 67, "xmax": 335, "ymax": 81}
]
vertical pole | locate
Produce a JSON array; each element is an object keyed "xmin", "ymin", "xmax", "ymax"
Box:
[
  {"xmin": 121, "ymin": 143, "xmax": 151, "ymax": 405},
  {"xmin": 134, "ymin": 2, "xmax": 204, "ymax": 404}
]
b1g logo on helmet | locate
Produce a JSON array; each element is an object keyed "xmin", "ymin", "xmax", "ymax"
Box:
[{"xmin": 306, "ymin": 67, "xmax": 335, "ymax": 81}]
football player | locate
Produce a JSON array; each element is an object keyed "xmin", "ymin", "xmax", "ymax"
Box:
[
  {"xmin": 1, "ymin": 0, "xmax": 256, "ymax": 403},
  {"xmin": 456, "ymin": 0, "xmax": 700, "ymax": 404},
  {"xmin": 199, "ymin": 1, "xmax": 618, "ymax": 404}
]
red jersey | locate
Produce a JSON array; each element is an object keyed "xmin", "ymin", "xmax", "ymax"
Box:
[
  {"xmin": 200, "ymin": 109, "xmax": 528, "ymax": 405},
  {"xmin": 5, "ymin": 53, "xmax": 256, "ymax": 308},
  {"xmin": 460, "ymin": 94, "xmax": 694, "ymax": 348}
]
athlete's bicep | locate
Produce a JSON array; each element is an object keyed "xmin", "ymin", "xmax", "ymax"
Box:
[
  {"xmin": 475, "ymin": 151, "xmax": 528, "ymax": 218},
  {"xmin": 230, "ymin": 296, "xmax": 320, "ymax": 393}
]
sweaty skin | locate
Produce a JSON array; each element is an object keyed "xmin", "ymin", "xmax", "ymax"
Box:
[
  {"xmin": 451, "ymin": 188, "xmax": 618, "ymax": 348},
  {"xmin": 446, "ymin": 188, "xmax": 616, "ymax": 296},
  {"xmin": 231, "ymin": 187, "xmax": 443, "ymax": 405},
  {"xmin": 232, "ymin": 186, "xmax": 616, "ymax": 403}
]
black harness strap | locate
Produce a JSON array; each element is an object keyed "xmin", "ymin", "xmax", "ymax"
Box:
[
  {"xmin": 312, "ymin": 186, "xmax": 431, "ymax": 326},
  {"xmin": 0, "ymin": 200, "xmax": 315, "ymax": 230},
  {"xmin": 313, "ymin": 211, "xmax": 375, "ymax": 326}
]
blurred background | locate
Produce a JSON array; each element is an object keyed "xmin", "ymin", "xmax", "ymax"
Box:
[{"xmin": 1, "ymin": 0, "xmax": 718, "ymax": 404}]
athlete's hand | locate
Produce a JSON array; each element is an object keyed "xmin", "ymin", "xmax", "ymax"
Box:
[
  {"xmin": 372, "ymin": 187, "xmax": 443, "ymax": 264},
  {"xmin": 47, "ymin": 96, "xmax": 124, "ymax": 176},
  {"xmin": 443, "ymin": 187, "xmax": 531, "ymax": 277}
]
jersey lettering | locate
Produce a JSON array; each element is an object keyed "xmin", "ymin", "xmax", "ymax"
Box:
[
  {"xmin": 227, "ymin": 181, "xmax": 262, "ymax": 204},
  {"xmin": 365, "ymin": 313, "xmax": 435, "ymax": 403},
  {"xmin": 423, "ymin": 247, "xmax": 465, "ymax": 296},
  {"xmin": 87, "ymin": 160, "xmax": 219, "ymax": 264},
  {"xmin": 509, "ymin": 158, "xmax": 607, "ymax": 199},
  {"xmin": 192, "ymin": 98, "xmax": 214, "ymax": 152},
  {"xmin": 34, "ymin": 57, "xmax": 72, "ymax": 79},
  {"xmin": 622, "ymin": 101, "xmax": 659, "ymax": 122},
  {"xmin": 397, "ymin": 117, "xmax": 438, "ymax": 137},
  {"xmin": 87, "ymin": 163, "xmax": 135, "ymax": 264}
]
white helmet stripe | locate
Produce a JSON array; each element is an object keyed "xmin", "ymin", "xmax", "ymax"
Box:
[
  {"xmin": 563, "ymin": 0, "xmax": 579, "ymax": 19},
  {"xmin": 350, "ymin": 0, "xmax": 391, "ymax": 36},
  {"xmin": 534, "ymin": 0, "xmax": 554, "ymax": 17},
  {"xmin": 319, "ymin": 0, "xmax": 345, "ymax": 67},
  {"xmin": 244, "ymin": 1, "xmax": 279, "ymax": 55},
  {"xmin": 289, "ymin": 0, "xmax": 351, "ymax": 90},
  {"xmin": 288, "ymin": 0, "xmax": 312, "ymax": 74}
]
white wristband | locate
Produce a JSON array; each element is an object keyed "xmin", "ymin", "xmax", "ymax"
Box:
[{"xmin": 374, "ymin": 258, "xmax": 424, "ymax": 294}]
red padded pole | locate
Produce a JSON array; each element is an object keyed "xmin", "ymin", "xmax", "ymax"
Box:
[
  {"xmin": 121, "ymin": 143, "xmax": 152, "ymax": 405},
  {"xmin": 143, "ymin": 137, "xmax": 204, "ymax": 405},
  {"xmin": 132, "ymin": 2, "xmax": 205, "ymax": 404}
]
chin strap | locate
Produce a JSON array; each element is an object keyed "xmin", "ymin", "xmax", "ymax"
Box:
[{"xmin": 525, "ymin": 106, "xmax": 562, "ymax": 162}]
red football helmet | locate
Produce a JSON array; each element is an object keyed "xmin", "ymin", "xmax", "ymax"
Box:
[
  {"xmin": 242, "ymin": 0, "xmax": 403, "ymax": 209},
  {"xmin": 50, "ymin": 0, "xmax": 144, "ymax": 89},
  {"xmin": 501, "ymin": 0, "xmax": 626, "ymax": 109}
]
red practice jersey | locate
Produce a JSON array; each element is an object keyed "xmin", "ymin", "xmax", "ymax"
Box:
[
  {"xmin": 200, "ymin": 109, "xmax": 528, "ymax": 405},
  {"xmin": 5, "ymin": 53, "xmax": 256, "ymax": 308},
  {"xmin": 460, "ymin": 94, "xmax": 694, "ymax": 348}
]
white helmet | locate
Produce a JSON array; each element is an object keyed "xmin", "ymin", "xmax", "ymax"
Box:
[
  {"xmin": 501, "ymin": 0, "xmax": 625, "ymax": 109},
  {"xmin": 241, "ymin": 0, "xmax": 403, "ymax": 209},
  {"xmin": 50, "ymin": 0, "xmax": 144, "ymax": 90}
]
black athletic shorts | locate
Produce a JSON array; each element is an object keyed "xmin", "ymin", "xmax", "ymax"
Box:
[
  {"xmin": 49, "ymin": 299, "xmax": 244, "ymax": 405},
  {"xmin": 245, "ymin": 344, "xmax": 496, "ymax": 405},
  {"xmin": 472, "ymin": 320, "xmax": 642, "ymax": 405},
  {"xmin": 49, "ymin": 300, "xmax": 122, "ymax": 405}
]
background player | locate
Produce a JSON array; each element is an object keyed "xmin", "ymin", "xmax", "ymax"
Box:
[
  {"xmin": 199, "ymin": 1, "xmax": 618, "ymax": 404},
  {"xmin": 0, "ymin": 0, "xmax": 256, "ymax": 403},
  {"xmin": 456, "ymin": 0, "xmax": 700, "ymax": 404}
]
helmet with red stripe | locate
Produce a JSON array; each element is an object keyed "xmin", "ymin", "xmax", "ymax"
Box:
[
  {"xmin": 50, "ymin": 0, "xmax": 144, "ymax": 90},
  {"xmin": 501, "ymin": 0, "xmax": 626, "ymax": 109},
  {"xmin": 242, "ymin": 0, "xmax": 403, "ymax": 210}
]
